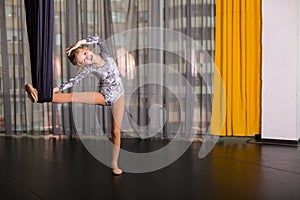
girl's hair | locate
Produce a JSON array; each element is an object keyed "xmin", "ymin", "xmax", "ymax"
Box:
[{"xmin": 68, "ymin": 46, "xmax": 90, "ymax": 66}]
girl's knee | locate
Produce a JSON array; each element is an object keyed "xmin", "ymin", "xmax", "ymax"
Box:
[{"xmin": 111, "ymin": 130, "xmax": 121, "ymax": 139}]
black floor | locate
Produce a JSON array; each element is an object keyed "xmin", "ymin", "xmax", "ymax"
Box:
[{"xmin": 1, "ymin": 136, "xmax": 300, "ymax": 200}]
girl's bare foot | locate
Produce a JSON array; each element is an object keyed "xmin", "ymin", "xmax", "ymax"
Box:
[
  {"xmin": 112, "ymin": 167, "xmax": 123, "ymax": 176},
  {"xmin": 111, "ymin": 162, "xmax": 123, "ymax": 175},
  {"xmin": 25, "ymin": 84, "xmax": 38, "ymax": 103}
]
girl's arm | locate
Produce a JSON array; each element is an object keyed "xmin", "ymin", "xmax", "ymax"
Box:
[
  {"xmin": 66, "ymin": 39, "xmax": 87, "ymax": 56},
  {"xmin": 85, "ymin": 36, "xmax": 112, "ymax": 61},
  {"xmin": 66, "ymin": 36, "xmax": 112, "ymax": 61},
  {"xmin": 56, "ymin": 67, "xmax": 91, "ymax": 92}
]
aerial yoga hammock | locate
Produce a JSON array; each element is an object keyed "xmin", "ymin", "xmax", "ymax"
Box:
[
  {"xmin": 24, "ymin": 0, "xmax": 124, "ymax": 175},
  {"xmin": 24, "ymin": 0, "xmax": 54, "ymax": 103}
]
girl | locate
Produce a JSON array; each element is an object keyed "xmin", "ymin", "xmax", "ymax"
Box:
[{"xmin": 25, "ymin": 36, "xmax": 124, "ymax": 175}]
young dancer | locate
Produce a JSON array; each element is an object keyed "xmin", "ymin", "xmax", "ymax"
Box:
[{"xmin": 25, "ymin": 36, "xmax": 124, "ymax": 175}]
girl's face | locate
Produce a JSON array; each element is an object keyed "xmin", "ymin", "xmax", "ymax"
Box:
[{"xmin": 76, "ymin": 48, "xmax": 95, "ymax": 67}]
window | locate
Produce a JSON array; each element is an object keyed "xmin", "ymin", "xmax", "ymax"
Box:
[
  {"xmin": 88, "ymin": 12, "xmax": 97, "ymax": 24},
  {"xmin": 112, "ymin": 12, "xmax": 127, "ymax": 23},
  {"xmin": 5, "ymin": 5, "xmax": 20, "ymax": 18},
  {"xmin": 54, "ymin": 12, "xmax": 61, "ymax": 23},
  {"xmin": 7, "ymin": 54, "xmax": 24, "ymax": 66},
  {"xmin": 7, "ymin": 30, "xmax": 22, "ymax": 42},
  {"xmin": 56, "ymin": 34, "xmax": 61, "ymax": 46},
  {"xmin": 138, "ymin": 11, "xmax": 148, "ymax": 22}
]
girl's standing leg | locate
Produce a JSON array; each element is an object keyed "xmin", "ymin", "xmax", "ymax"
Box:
[
  {"xmin": 25, "ymin": 84, "xmax": 124, "ymax": 174},
  {"xmin": 111, "ymin": 95, "xmax": 124, "ymax": 175}
]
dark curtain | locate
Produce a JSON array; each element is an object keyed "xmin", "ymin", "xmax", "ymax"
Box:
[{"xmin": 24, "ymin": 0, "xmax": 54, "ymax": 103}]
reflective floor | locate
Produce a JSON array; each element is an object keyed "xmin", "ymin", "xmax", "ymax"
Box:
[{"xmin": 0, "ymin": 136, "xmax": 300, "ymax": 200}]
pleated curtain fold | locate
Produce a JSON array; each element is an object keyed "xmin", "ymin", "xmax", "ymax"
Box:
[
  {"xmin": 24, "ymin": 0, "xmax": 54, "ymax": 103},
  {"xmin": 213, "ymin": 0, "xmax": 262, "ymax": 136}
]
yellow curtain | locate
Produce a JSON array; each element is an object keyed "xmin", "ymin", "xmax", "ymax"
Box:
[{"xmin": 213, "ymin": 0, "xmax": 262, "ymax": 136}]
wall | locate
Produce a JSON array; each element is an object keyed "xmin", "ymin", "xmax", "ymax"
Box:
[{"xmin": 262, "ymin": 0, "xmax": 300, "ymax": 141}]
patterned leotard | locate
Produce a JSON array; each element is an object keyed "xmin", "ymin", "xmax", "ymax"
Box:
[{"xmin": 58, "ymin": 36, "xmax": 124, "ymax": 106}]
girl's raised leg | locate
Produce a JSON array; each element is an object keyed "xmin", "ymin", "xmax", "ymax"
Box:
[{"xmin": 52, "ymin": 92, "xmax": 106, "ymax": 105}]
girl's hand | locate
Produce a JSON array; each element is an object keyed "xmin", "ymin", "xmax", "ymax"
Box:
[{"xmin": 66, "ymin": 39, "xmax": 87, "ymax": 56}]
